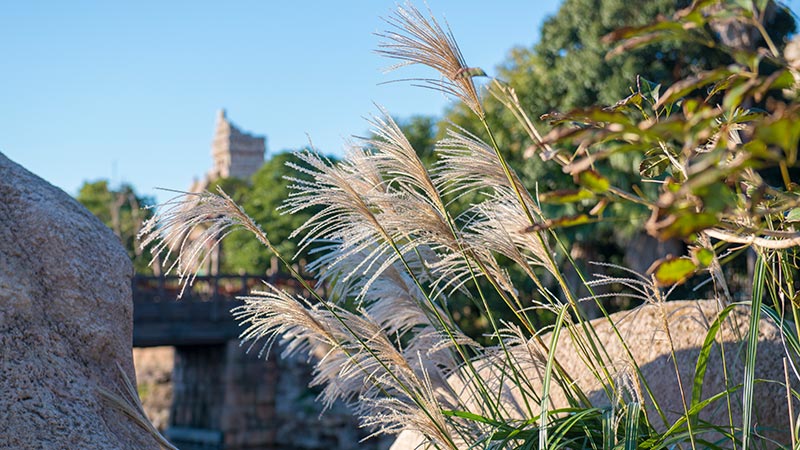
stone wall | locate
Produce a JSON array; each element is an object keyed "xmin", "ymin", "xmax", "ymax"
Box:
[{"xmin": 135, "ymin": 342, "xmax": 391, "ymax": 450}]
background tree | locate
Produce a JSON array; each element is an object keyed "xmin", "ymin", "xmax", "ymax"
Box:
[
  {"xmin": 216, "ymin": 152, "xmax": 317, "ymax": 274},
  {"xmin": 395, "ymin": 115, "xmax": 438, "ymax": 163},
  {"xmin": 76, "ymin": 180, "xmax": 155, "ymax": 274},
  {"xmin": 438, "ymin": 0, "xmax": 795, "ymax": 310}
]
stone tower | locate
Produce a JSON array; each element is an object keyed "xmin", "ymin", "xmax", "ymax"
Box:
[
  {"xmin": 209, "ymin": 109, "xmax": 266, "ymax": 180},
  {"xmin": 186, "ymin": 110, "xmax": 268, "ymax": 275}
]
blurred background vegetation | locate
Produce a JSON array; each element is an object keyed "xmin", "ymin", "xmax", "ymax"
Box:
[{"xmin": 76, "ymin": 0, "xmax": 797, "ymax": 336}]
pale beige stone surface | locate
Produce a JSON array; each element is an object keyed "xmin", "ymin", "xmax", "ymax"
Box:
[
  {"xmin": 133, "ymin": 346, "xmax": 174, "ymax": 431},
  {"xmin": 392, "ymin": 300, "xmax": 791, "ymax": 449},
  {"xmin": 0, "ymin": 152, "xmax": 158, "ymax": 449}
]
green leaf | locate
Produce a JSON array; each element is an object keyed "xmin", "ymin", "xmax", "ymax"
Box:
[
  {"xmin": 730, "ymin": 49, "xmax": 762, "ymax": 72},
  {"xmin": 706, "ymin": 74, "xmax": 737, "ymax": 99},
  {"xmin": 787, "ymin": 208, "xmax": 800, "ymax": 223},
  {"xmin": 539, "ymin": 188, "xmax": 595, "ymax": 204},
  {"xmin": 525, "ymin": 214, "xmax": 591, "ymax": 232},
  {"xmin": 657, "ymin": 212, "xmax": 719, "ymax": 240},
  {"xmin": 756, "ymin": 116, "xmax": 800, "ymax": 157},
  {"xmin": 722, "ymin": 78, "xmax": 757, "ymax": 111},
  {"xmin": 539, "ymin": 307, "xmax": 568, "ymax": 449},
  {"xmin": 456, "ymin": 67, "xmax": 487, "ymax": 79},
  {"xmin": 623, "ymin": 402, "xmax": 642, "ymax": 450},
  {"xmin": 442, "ymin": 410, "xmax": 506, "ymax": 428},
  {"xmin": 650, "ymin": 256, "xmax": 697, "ymax": 286},
  {"xmin": 693, "ymin": 248, "xmax": 714, "ymax": 267},
  {"xmin": 742, "ymin": 256, "xmax": 767, "ymax": 449},
  {"xmin": 665, "ymin": 179, "xmax": 682, "ymax": 193},
  {"xmin": 576, "ymin": 170, "xmax": 610, "ymax": 193},
  {"xmin": 655, "ymin": 69, "xmax": 733, "ymax": 109},
  {"xmin": 602, "ymin": 408, "xmax": 615, "ymax": 450},
  {"xmin": 696, "ymin": 182, "xmax": 737, "ymax": 214},
  {"xmin": 767, "ymin": 69, "xmax": 795, "ymax": 90},
  {"xmin": 609, "ymin": 92, "xmax": 644, "ymax": 111},
  {"xmin": 639, "ymin": 152, "xmax": 671, "ymax": 178},
  {"xmin": 638, "ymin": 76, "xmax": 661, "ymax": 105}
]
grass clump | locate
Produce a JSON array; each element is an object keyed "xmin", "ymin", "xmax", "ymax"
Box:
[{"xmin": 142, "ymin": 2, "xmax": 800, "ymax": 448}]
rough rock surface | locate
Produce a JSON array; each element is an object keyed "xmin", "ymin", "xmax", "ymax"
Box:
[
  {"xmin": 392, "ymin": 300, "xmax": 791, "ymax": 449},
  {"xmin": 0, "ymin": 153, "xmax": 158, "ymax": 449}
]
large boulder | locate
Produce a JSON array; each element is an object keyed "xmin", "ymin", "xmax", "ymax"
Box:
[
  {"xmin": 392, "ymin": 299, "xmax": 790, "ymax": 449},
  {"xmin": 0, "ymin": 153, "xmax": 158, "ymax": 448}
]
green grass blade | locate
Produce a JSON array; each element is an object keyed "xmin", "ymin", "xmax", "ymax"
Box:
[
  {"xmin": 643, "ymin": 385, "xmax": 743, "ymax": 448},
  {"xmin": 760, "ymin": 304, "xmax": 800, "ymax": 356},
  {"xmin": 602, "ymin": 407, "xmax": 615, "ymax": 450},
  {"xmin": 742, "ymin": 254, "xmax": 766, "ymax": 450},
  {"xmin": 690, "ymin": 303, "xmax": 738, "ymax": 427},
  {"xmin": 623, "ymin": 402, "xmax": 641, "ymax": 450},
  {"xmin": 540, "ymin": 306, "xmax": 569, "ymax": 449}
]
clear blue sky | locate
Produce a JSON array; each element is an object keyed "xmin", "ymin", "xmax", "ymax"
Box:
[{"xmin": 1, "ymin": 1, "xmax": 798, "ymax": 205}]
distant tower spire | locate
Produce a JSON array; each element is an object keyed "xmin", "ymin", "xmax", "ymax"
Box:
[{"xmin": 209, "ymin": 109, "xmax": 266, "ymax": 180}]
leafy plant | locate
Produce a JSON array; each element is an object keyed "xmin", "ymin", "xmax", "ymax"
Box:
[{"xmin": 141, "ymin": 1, "xmax": 800, "ymax": 449}]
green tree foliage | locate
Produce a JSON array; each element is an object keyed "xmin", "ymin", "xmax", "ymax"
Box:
[
  {"xmin": 217, "ymin": 152, "xmax": 316, "ymax": 274},
  {"xmin": 440, "ymin": 0, "xmax": 795, "ymax": 295},
  {"xmin": 451, "ymin": 0, "xmax": 792, "ymax": 133},
  {"xmin": 76, "ymin": 180, "xmax": 154, "ymax": 274},
  {"xmin": 396, "ymin": 115, "xmax": 438, "ymax": 163}
]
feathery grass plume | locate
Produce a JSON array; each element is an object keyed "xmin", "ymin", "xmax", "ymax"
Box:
[
  {"xmin": 462, "ymin": 195, "xmax": 554, "ymax": 278},
  {"xmin": 283, "ymin": 148, "xmax": 400, "ymax": 297},
  {"xmin": 581, "ymin": 262, "xmax": 664, "ymax": 306},
  {"xmin": 234, "ymin": 285, "xmax": 465, "ymax": 448},
  {"xmin": 361, "ymin": 109, "xmax": 464, "ymax": 256},
  {"xmin": 284, "ymin": 135, "xmax": 462, "ymax": 305},
  {"xmin": 361, "ymin": 256, "xmax": 444, "ymax": 335},
  {"xmin": 377, "ymin": 2, "xmax": 484, "ymax": 118},
  {"xmin": 138, "ymin": 188, "xmax": 271, "ymax": 297},
  {"xmin": 434, "ymin": 127, "xmax": 538, "ymax": 210},
  {"xmin": 365, "ymin": 107, "xmax": 444, "ymax": 209}
]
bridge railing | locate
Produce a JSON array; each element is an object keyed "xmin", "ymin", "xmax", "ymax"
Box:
[
  {"xmin": 131, "ymin": 273, "xmax": 320, "ymax": 346},
  {"xmin": 132, "ymin": 273, "xmax": 312, "ymax": 303}
]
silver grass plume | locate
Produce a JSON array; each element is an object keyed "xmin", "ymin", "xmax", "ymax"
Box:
[
  {"xmin": 357, "ymin": 109, "xmax": 461, "ymax": 272},
  {"xmin": 461, "ymin": 195, "xmax": 554, "ymax": 280},
  {"xmin": 284, "ymin": 121, "xmax": 461, "ymax": 303},
  {"xmin": 580, "ymin": 262, "xmax": 666, "ymax": 306},
  {"xmin": 365, "ymin": 108, "xmax": 444, "ymax": 211},
  {"xmin": 377, "ymin": 3, "xmax": 484, "ymax": 118},
  {"xmin": 234, "ymin": 286, "xmax": 461, "ymax": 447},
  {"xmin": 428, "ymin": 192, "xmax": 555, "ymax": 305},
  {"xmin": 434, "ymin": 127, "xmax": 538, "ymax": 212},
  {"xmin": 138, "ymin": 188, "xmax": 272, "ymax": 297},
  {"xmin": 283, "ymin": 148, "xmax": 401, "ymax": 299},
  {"xmin": 361, "ymin": 254, "xmax": 443, "ymax": 336}
]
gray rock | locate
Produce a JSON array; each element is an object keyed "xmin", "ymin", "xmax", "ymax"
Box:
[
  {"xmin": 392, "ymin": 300, "xmax": 791, "ymax": 449},
  {"xmin": 0, "ymin": 153, "xmax": 158, "ymax": 449}
]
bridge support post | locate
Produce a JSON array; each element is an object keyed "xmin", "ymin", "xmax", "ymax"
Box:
[{"xmin": 167, "ymin": 341, "xmax": 277, "ymax": 450}]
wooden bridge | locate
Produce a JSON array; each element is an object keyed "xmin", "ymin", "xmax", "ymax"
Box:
[
  {"xmin": 132, "ymin": 274, "xmax": 305, "ymax": 347},
  {"xmin": 132, "ymin": 274, "xmax": 316, "ymax": 450}
]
